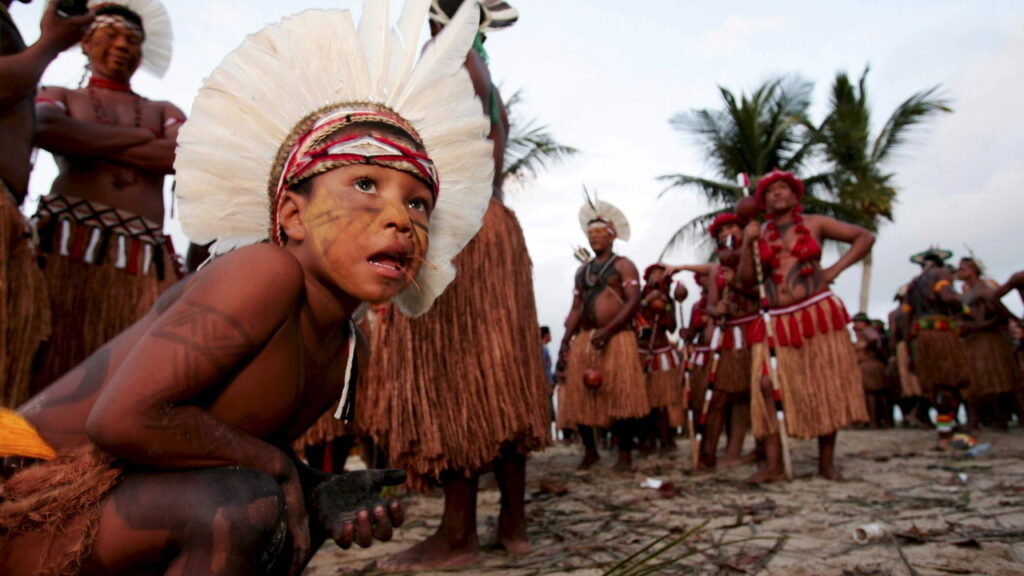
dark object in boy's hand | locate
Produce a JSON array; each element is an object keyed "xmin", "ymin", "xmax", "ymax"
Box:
[
  {"xmin": 57, "ymin": 0, "xmax": 90, "ymax": 17},
  {"xmin": 311, "ymin": 469, "xmax": 407, "ymax": 549}
]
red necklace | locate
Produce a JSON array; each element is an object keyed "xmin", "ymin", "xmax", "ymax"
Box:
[
  {"xmin": 759, "ymin": 205, "xmax": 821, "ymax": 282},
  {"xmin": 88, "ymin": 76, "xmax": 133, "ymax": 93}
]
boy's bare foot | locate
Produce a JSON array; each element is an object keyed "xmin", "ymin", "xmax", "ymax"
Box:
[
  {"xmin": 378, "ymin": 534, "xmax": 480, "ymax": 572},
  {"xmin": 578, "ymin": 452, "xmax": 601, "ymax": 470},
  {"xmin": 745, "ymin": 466, "xmax": 785, "ymax": 485}
]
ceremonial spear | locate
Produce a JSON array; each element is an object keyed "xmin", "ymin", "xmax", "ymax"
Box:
[{"xmin": 737, "ymin": 173, "xmax": 794, "ymax": 480}]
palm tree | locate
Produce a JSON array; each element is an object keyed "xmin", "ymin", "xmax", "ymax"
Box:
[
  {"xmin": 502, "ymin": 89, "xmax": 578, "ymax": 187},
  {"xmin": 812, "ymin": 67, "xmax": 952, "ymax": 311},
  {"xmin": 658, "ymin": 75, "xmax": 833, "ymax": 258}
]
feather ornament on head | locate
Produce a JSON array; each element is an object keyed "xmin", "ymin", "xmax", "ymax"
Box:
[
  {"xmin": 429, "ymin": 0, "xmax": 519, "ymax": 32},
  {"xmin": 578, "ymin": 188, "xmax": 630, "ymax": 241},
  {"xmin": 87, "ymin": 0, "xmax": 172, "ymax": 77},
  {"xmin": 174, "ymin": 0, "xmax": 494, "ymax": 317}
]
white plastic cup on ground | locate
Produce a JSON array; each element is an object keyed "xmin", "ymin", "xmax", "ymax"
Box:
[{"xmin": 852, "ymin": 523, "xmax": 889, "ymax": 543}]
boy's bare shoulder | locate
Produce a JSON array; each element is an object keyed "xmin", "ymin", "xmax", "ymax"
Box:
[{"xmin": 196, "ymin": 245, "xmax": 305, "ymax": 308}]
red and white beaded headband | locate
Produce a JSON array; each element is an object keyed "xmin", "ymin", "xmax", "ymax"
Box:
[
  {"xmin": 271, "ymin": 107, "xmax": 438, "ymax": 245},
  {"xmin": 87, "ymin": 14, "xmax": 145, "ymax": 40}
]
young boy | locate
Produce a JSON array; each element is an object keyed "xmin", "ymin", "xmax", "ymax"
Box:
[{"xmin": 0, "ymin": 2, "xmax": 493, "ymax": 575}]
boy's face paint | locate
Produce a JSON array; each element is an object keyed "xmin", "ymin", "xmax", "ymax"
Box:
[{"xmin": 299, "ymin": 164, "xmax": 432, "ymax": 304}]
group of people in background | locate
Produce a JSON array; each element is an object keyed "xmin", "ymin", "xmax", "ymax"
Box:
[
  {"xmin": 2, "ymin": 1, "xmax": 1023, "ymax": 575},
  {"xmin": 550, "ymin": 169, "xmax": 1024, "ymax": 485}
]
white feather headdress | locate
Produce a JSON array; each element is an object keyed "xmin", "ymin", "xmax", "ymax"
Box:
[
  {"xmin": 579, "ymin": 191, "xmax": 631, "ymax": 241},
  {"xmin": 174, "ymin": 0, "xmax": 493, "ymax": 318},
  {"xmin": 87, "ymin": 0, "xmax": 172, "ymax": 78}
]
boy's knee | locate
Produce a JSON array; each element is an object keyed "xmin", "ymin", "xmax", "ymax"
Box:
[
  {"xmin": 759, "ymin": 377, "xmax": 773, "ymax": 396},
  {"xmin": 198, "ymin": 468, "xmax": 287, "ymax": 556}
]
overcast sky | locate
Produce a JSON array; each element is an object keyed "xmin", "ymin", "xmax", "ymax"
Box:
[{"xmin": 12, "ymin": 0, "xmax": 1024, "ymax": 347}]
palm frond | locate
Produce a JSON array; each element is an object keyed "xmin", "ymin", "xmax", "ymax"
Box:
[
  {"xmin": 870, "ymin": 85, "xmax": 952, "ymax": 164},
  {"xmin": 502, "ymin": 88, "xmax": 579, "ymax": 187}
]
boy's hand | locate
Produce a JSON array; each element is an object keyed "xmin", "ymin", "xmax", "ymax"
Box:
[{"xmin": 311, "ymin": 469, "xmax": 407, "ymax": 549}]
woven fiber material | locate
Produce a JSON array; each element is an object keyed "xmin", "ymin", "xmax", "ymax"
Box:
[
  {"xmin": 714, "ymin": 348, "xmax": 752, "ymax": 395},
  {"xmin": 562, "ymin": 329, "xmax": 649, "ymax": 429},
  {"xmin": 911, "ymin": 329, "xmax": 970, "ymax": 397},
  {"xmin": 750, "ymin": 295, "xmax": 867, "ymax": 440},
  {"xmin": 1, "ymin": 187, "xmax": 50, "ymax": 408},
  {"xmin": 896, "ymin": 341, "xmax": 923, "ymax": 398},
  {"xmin": 962, "ymin": 331, "xmax": 1020, "ymax": 399},
  {"xmin": 0, "ymin": 446, "xmax": 121, "ymax": 576},
  {"xmin": 30, "ymin": 197, "xmax": 178, "ymax": 392},
  {"xmin": 359, "ymin": 200, "xmax": 550, "ymax": 487}
]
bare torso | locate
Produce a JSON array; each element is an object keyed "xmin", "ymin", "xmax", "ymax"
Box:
[
  {"xmin": 19, "ymin": 246, "xmax": 354, "ymax": 455},
  {"xmin": 760, "ymin": 214, "xmax": 828, "ymax": 307},
  {"xmin": 43, "ymin": 87, "xmax": 171, "ymax": 222},
  {"xmin": 0, "ymin": 12, "xmax": 32, "ymax": 199},
  {"xmin": 576, "ymin": 255, "xmax": 630, "ymax": 331}
]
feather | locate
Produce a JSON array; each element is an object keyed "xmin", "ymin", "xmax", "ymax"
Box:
[
  {"xmin": 357, "ymin": 0, "xmax": 390, "ymax": 100},
  {"xmin": 175, "ymin": 3, "xmax": 493, "ymax": 317},
  {"xmin": 384, "ymin": 0, "xmax": 430, "ymax": 98},
  {"xmin": 390, "ymin": 0, "xmax": 478, "ymax": 110}
]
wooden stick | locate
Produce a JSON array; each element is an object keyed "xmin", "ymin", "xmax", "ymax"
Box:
[
  {"xmin": 739, "ymin": 173, "xmax": 793, "ymax": 480},
  {"xmin": 693, "ymin": 324, "xmax": 723, "ymax": 470}
]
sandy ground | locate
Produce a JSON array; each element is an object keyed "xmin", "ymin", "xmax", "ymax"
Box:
[{"xmin": 304, "ymin": 427, "xmax": 1024, "ymax": 576}]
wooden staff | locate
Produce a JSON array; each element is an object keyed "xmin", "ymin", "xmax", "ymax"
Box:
[
  {"xmin": 738, "ymin": 173, "xmax": 793, "ymax": 480},
  {"xmin": 693, "ymin": 323, "xmax": 725, "ymax": 470},
  {"xmin": 672, "ymin": 282, "xmax": 700, "ymax": 470},
  {"xmin": 683, "ymin": 343, "xmax": 699, "ymax": 471}
]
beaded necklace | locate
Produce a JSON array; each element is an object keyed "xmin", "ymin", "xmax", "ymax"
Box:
[
  {"xmin": 584, "ymin": 254, "xmax": 617, "ymax": 289},
  {"xmin": 758, "ymin": 205, "xmax": 821, "ymax": 282},
  {"xmin": 87, "ymin": 76, "xmax": 143, "ymax": 188}
]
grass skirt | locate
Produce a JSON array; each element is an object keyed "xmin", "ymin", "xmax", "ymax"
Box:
[
  {"xmin": 911, "ymin": 329, "xmax": 970, "ymax": 396},
  {"xmin": 562, "ymin": 329, "xmax": 649, "ymax": 428},
  {"xmin": 860, "ymin": 357, "xmax": 888, "ymax": 393},
  {"xmin": 714, "ymin": 348, "xmax": 752, "ymax": 396},
  {"xmin": 359, "ymin": 200, "xmax": 551, "ymax": 485},
  {"xmin": 962, "ymin": 331, "xmax": 1020, "ymax": 398},
  {"xmin": 1, "ymin": 188, "xmax": 50, "ymax": 408},
  {"xmin": 643, "ymin": 347, "xmax": 682, "ymax": 409},
  {"xmin": 30, "ymin": 196, "xmax": 178, "ymax": 391},
  {"xmin": 896, "ymin": 342, "xmax": 923, "ymax": 398},
  {"xmin": 750, "ymin": 294, "xmax": 867, "ymax": 440},
  {"xmin": 0, "ymin": 446, "xmax": 121, "ymax": 576}
]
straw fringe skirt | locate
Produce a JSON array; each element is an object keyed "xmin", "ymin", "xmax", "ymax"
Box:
[
  {"xmin": 0, "ymin": 446, "xmax": 121, "ymax": 576},
  {"xmin": 911, "ymin": 330, "xmax": 970, "ymax": 396},
  {"xmin": 750, "ymin": 296, "xmax": 867, "ymax": 440},
  {"xmin": 860, "ymin": 357, "xmax": 888, "ymax": 393},
  {"xmin": 643, "ymin": 347, "xmax": 682, "ymax": 409},
  {"xmin": 360, "ymin": 200, "xmax": 551, "ymax": 485},
  {"xmin": 30, "ymin": 196, "xmax": 179, "ymax": 391},
  {"xmin": 715, "ymin": 348, "xmax": 752, "ymax": 396},
  {"xmin": 1, "ymin": 188, "xmax": 50, "ymax": 408},
  {"xmin": 962, "ymin": 331, "xmax": 1020, "ymax": 398},
  {"xmin": 896, "ymin": 342, "xmax": 923, "ymax": 398},
  {"xmin": 562, "ymin": 330, "xmax": 649, "ymax": 428},
  {"xmin": 645, "ymin": 367, "xmax": 681, "ymax": 409}
]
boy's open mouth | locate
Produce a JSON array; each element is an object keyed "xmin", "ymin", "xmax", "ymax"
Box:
[{"xmin": 368, "ymin": 250, "xmax": 411, "ymax": 274}]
